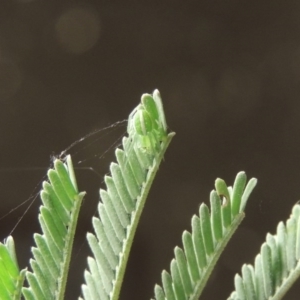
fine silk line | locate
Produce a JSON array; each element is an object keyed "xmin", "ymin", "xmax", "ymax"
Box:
[
  {"xmin": 71, "ymin": 133, "xmax": 126, "ymax": 262},
  {"xmin": 59, "ymin": 119, "xmax": 127, "ymax": 160},
  {"xmin": 1, "ymin": 119, "xmax": 127, "ymax": 237}
]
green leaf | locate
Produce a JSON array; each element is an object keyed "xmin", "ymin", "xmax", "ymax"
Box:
[
  {"xmin": 153, "ymin": 172, "xmax": 257, "ymax": 300},
  {"xmin": 22, "ymin": 155, "xmax": 85, "ymax": 300},
  {"xmin": 161, "ymin": 271, "xmax": 176, "ymax": 300},
  {"xmin": 81, "ymin": 90, "xmax": 174, "ymax": 300},
  {"xmin": 216, "ymin": 178, "xmax": 232, "ymax": 228},
  {"xmin": 228, "ymin": 203, "xmax": 300, "ymax": 300},
  {"xmin": 231, "ymin": 172, "xmax": 247, "ymax": 217},
  {"xmin": 0, "ymin": 236, "xmax": 26, "ymax": 300}
]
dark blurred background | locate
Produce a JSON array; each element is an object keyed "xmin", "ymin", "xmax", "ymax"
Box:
[{"xmin": 1, "ymin": 0, "xmax": 300, "ymax": 299}]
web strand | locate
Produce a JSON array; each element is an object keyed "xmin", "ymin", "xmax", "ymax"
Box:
[
  {"xmin": 8, "ymin": 193, "xmax": 40, "ymax": 236},
  {"xmin": 1, "ymin": 119, "xmax": 128, "ymax": 237},
  {"xmin": 59, "ymin": 119, "xmax": 127, "ymax": 159}
]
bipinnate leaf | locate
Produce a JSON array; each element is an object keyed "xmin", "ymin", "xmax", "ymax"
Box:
[
  {"xmin": 22, "ymin": 155, "xmax": 85, "ymax": 300},
  {"xmin": 80, "ymin": 90, "xmax": 175, "ymax": 300},
  {"xmin": 152, "ymin": 172, "xmax": 257, "ymax": 300},
  {"xmin": 228, "ymin": 203, "xmax": 300, "ymax": 300}
]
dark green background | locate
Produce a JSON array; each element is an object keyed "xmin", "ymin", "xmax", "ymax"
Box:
[{"xmin": 1, "ymin": 0, "xmax": 300, "ymax": 299}]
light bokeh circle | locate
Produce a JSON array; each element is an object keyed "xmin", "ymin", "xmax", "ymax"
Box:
[{"xmin": 55, "ymin": 7, "xmax": 101, "ymax": 55}]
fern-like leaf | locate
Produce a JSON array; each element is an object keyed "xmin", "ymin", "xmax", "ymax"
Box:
[
  {"xmin": 228, "ymin": 203, "xmax": 300, "ymax": 300},
  {"xmin": 0, "ymin": 236, "xmax": 26, "ymax": 300},
  {"xmin": 80, "ymin": 90, "xmax": 175, "ymax": 300},
  {"xmin": 22, "ymin": 155, "xmax": 86, "ymax": 300},
  {"xmin": 152, "ymin": 171, "xmax": 257, "ymax": 300}
]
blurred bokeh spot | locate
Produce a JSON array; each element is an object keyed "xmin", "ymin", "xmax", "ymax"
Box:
[{"xmin": 55, "ymin": 6, "xmax": 101, "ymax": 54}]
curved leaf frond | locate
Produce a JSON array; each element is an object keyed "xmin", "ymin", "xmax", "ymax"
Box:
[
  {"xmin": 80, "ymin": 90, "xmax": 175, "ymax": 300},
  {"xmin": 228, "ymin": 203, "xmax": 300, "ymax": 300},
  {"xmin": 0, "ymin": 236, "xmax": 26, "ymax": 300},
  {"xmin": 22, "ymin": 155, "xmax": 86, "ymax": 300},
  {"xmin": 152, "ymin": 172, "xmax": 257, "ymax": 300}
]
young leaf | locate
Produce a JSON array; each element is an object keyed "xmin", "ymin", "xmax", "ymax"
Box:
[
  {"xmin": 228, "ymin": 203, "xmax": 300, "ymax": 300},
  {"xmin": 0, "ymin": 236, "xmax": 26, "ymax": 300},
  {"xmin": 81, "ymin": 90, "xmax": 175, "ymax": 300},
  {"xmin": 153, "ymin": 172, "xmax": 257, "ymax": 300},
  {"xmin": 22, "ymin": 155, "xmax": 86, "ymax": 300}
]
